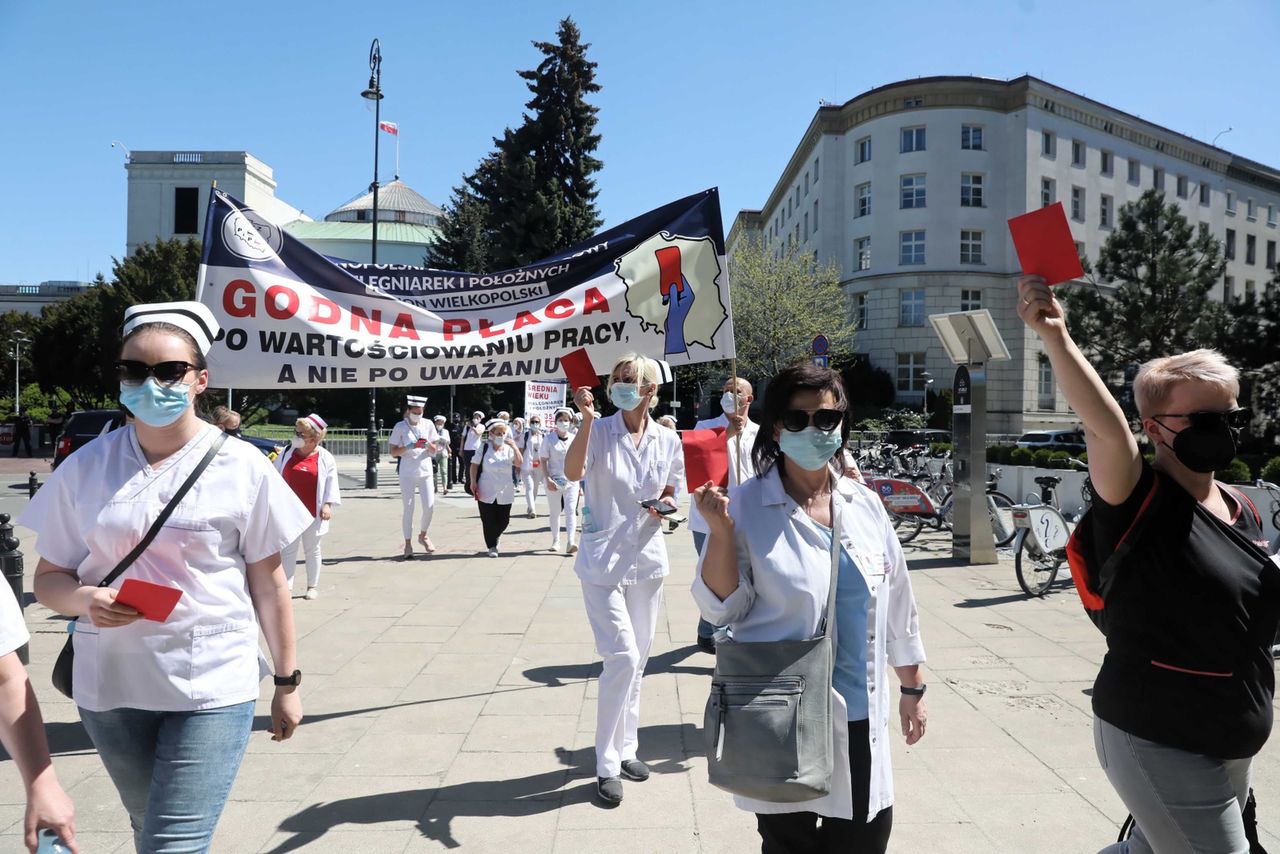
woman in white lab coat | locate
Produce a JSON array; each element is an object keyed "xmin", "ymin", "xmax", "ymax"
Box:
[
  {"xmin": 24, "ymin": 301, "xmax": 313, "ymax": 854},
  {"xmin": 389, "ymin": 395, "xmax": 440, "ymax": 559},
  {"xmin": 565, "ymin": 354, "xmax": 685, "ymax": 806},
  {"xmin": 541, "ymin": 408, "xmax": 580, "ymax": 554},
  {"xmin": 517, "ymin": 414, "xmax": 545, "ymax": 518},
  {"xmin": 693, "ymin": 363, "xmax": 927, "ymax": 853},
  {"xmin": 274, "ymin": 413, "xmax": 341, "ymax": 600}
]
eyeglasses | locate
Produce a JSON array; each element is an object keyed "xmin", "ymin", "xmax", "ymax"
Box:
[
  {"xmin": 294, "ymin": 430, "xmax": 307, "ymax": 438},
  {"xmin": 1153, "ymin": 408, "xmax": 1250, "ymax": 431},
  {"xmin": 781, "ymin": 408, "xmax": 844, "ymax": 432},
  {"xmin": 115, "ymin": 360, "xmax": 197, "ymax": 387}
]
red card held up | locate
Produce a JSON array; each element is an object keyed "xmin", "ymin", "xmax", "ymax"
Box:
[
  {"xmin": 115, "ymin": 579, "xmax": 183, "ymax": 622},
  {"xmin": 1007, "ymin": 202, "xmax": 1085, "ymax": 286},
  {"xmin": 561, "ymin": 348, "xmax": 600, "ymax": 390},
  {"xmin": 681, "ymin": 427, "xmax": 729, "ymax": 494}
]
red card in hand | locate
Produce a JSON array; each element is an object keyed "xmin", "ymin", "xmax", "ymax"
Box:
[
  {"xmin": 682, "ymin": 427, "xmax": 730, "ymax": 494},
  {"xmin": 1007, "ymin": 202, "xmax": 1085, "ymax": 286},
  {"xmin": 116, "ymin": 579, "xmax": 183, "ymax": 622},
  {"xmin": 561, "ymin": 348, "xmax": 599, "ymax": 390}
]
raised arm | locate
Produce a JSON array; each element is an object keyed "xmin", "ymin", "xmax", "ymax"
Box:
[
  {"xmin": 1017, "ymin": 276, "xmax": 1141, "ymax": 505},
  {"xmin": 563, "ymin": 387, "xmax": 596, "ymax": 482}
]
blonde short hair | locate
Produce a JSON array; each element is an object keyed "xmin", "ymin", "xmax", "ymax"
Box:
[
  {"xmin": 210, "ymin": 405, "xmax": 239, "ymax": 429},
  {"xmin": 607, "ymin": 353, "xmax": 662, "ymax": 412},
  {"xmin": 295, "ymin": 416, "xmax": 324, "ymax": 439},
  {"xmin": 1133, "ymin": 349, "xmax": 1239, "ymax": 416}
]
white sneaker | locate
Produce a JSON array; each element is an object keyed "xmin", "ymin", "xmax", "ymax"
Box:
[
  {"xmin": 551, "ymin": 540, "xmax": 561, "ymax": 552},
  {"xmin": 487, "ymin": 549, "xmax": 499, "ymax": 558},
  {"xmin": 566, "ymin": 543, "xmax": 579, "ymax": 555},
  {"xmin": 304, "ymin": 588, "xmax": 318, "ymax": 600}
]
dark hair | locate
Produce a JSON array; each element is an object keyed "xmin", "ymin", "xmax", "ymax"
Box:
[
  {"xmin": 751, "ymin": 364, "xmax": 850, "ymax": 476},
  {"xmin": 120, "ymin": 321, "xmax": 208, "ymax": 372}
]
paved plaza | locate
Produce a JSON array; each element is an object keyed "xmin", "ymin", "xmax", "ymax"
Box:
[{"xmin": 3, "ymin": 457, "xmax": 1278, "ymax": 852}]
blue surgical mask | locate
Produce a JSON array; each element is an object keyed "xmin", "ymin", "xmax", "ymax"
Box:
[
  {"xmin": 119, "ymin": 379, "xmax": 192, "ymax": 428},
  {"xmin": 610, "ymin": 383, "xmax": 643, "ymax": 412},
  {"xmin": 778, "ymin": 425, "xmax": 843, "ymax": 472}
]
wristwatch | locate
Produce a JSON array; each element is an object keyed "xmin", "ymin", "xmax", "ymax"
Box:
[
  {"xmin": 273, "ymin": 669, "xmax": 302, "ymax": 687},
  {"xmin": 900, "ymin": 684, "xmax": 926, "ymax": 697}
]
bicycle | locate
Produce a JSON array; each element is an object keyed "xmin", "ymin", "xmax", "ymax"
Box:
[
  {"xmin": 1011, "ymin": 468, "xmax": 1091, "ymax": 597},
  {"xmin": 936, "ymin": 468, "xmax": 1017, "ymax": 548},
  {"xmin": 1255, "ymin": 479, "xmax": 1280, "ymax": 554}
]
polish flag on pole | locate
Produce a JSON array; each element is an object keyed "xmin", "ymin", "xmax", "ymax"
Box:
[{"xmin": 379, "ymin": 121, "xmax": 398, "ymax": 136}]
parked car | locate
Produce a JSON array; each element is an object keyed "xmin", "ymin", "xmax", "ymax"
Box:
[
  {"xmin": 1015, "ymin": 429, "xmax": 1087, "ymax": 454},
  {"xmin": 52, "ymin": 409, "xmax": 128, "ymax": 470},
  {"xmin": 886, "ymin": 429, "xmax": 952, "ymax": 449}
]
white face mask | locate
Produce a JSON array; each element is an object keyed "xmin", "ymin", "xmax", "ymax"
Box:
[
  {"xmin": 555, "ymin": 420, "xmax": 571, "ymax": 434},
  {"xmin": 291, "ymin": 436, "xmax": 306, "ymax": 450},
  {"xmin": 407, "ymin": 412, "xmax": 421, "ymax": 424},
  {"xmin": 490, "ymin": 432, "xmax": 507, "ymax": 445},
  {"xmin": 721, "ymin": 391, "xmax": 741, "ymax": 414}
]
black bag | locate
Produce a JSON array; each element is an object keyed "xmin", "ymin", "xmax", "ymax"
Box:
[
  {"xmin": 52, "ymin": 432, "xmax": 226, "ymax": 699},
  {"xmin": 470, "ymin": 442, "xmax": 488, "ymax": 495}
]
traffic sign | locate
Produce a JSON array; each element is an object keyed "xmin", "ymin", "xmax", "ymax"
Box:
[
  {"xmin": 811, "ymin": 334, "xmax": 830, "ymax": 356},
  {"xmin": 811, "ymin": 355, "xmax": 830, "ymax": 369}
]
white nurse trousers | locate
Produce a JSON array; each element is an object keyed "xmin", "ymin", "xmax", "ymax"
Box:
[
  {"xmin": 547, "ymin": 481, "xmax": 580, "ymax": 547},
  {"xmin": 521, "ymin": 468, "xmax": 542, "ymax": 513},
  {"xmin": 400, "ymin": 467, "xmax": 435, "ymax": 539},
  {"xmin": 580, "ymin": 577, "xmax": 664, "ymax": 779},
  {"xmin": 282, "ymin": 518, "xmax": 322, "ymax": 589}
]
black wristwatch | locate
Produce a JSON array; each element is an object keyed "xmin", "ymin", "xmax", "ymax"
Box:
[
  {"xmin": 273, "ymin": 669, "xmax": 302, "ymax": 687},
  {"xmin": 900, "ymin": 684, "xmax": 926, "ymax": 697}
]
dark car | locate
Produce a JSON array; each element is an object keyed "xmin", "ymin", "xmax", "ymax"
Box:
[
  {"xmin": 886, "ymin": 429, "xmax": 953, "ymax": 449},
  {"xmin": 52, "ymin": 409, "xmax": 128, "ymax": 470}
]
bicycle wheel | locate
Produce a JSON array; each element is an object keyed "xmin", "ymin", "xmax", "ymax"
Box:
[
  {"xmin": 1014, "ymin": 530, "xmax": 1061, "ymax": 596},
  {"xmin": 892, "ymin": 512, "xmax": 923, "ymax": 544},
  {"xmin": 989, "ymin": 491, "xmax": 1016, "ymax": 548},
  {"xmin": 939, "ymin": 491, "xmax": 954, "ymax": 531}
]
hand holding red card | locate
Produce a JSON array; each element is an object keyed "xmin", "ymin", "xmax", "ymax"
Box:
[
  {"xmin": 560, "ymin": 348, "xmax": 599, "ymax": 391},
  {"xmin": 681, "ymin": 428, "xmax": 730, "ymax": 494},
  {"xmin": 115, "ymin": 579, "xmax": 183, "ymax": 622},
  {"xmin": 1007, "ymin": 202, "xmax": 1084, "ymax": 286}
]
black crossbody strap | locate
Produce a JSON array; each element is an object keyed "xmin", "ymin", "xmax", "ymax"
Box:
[{"xmin": 96, "ymin": 431, "xmax": 227, "ymax": 589}]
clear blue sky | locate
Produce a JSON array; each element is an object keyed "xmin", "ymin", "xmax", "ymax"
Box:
[{"xmin": 1, "ymin": 0, "xmax": 1276, "ymax": 284}]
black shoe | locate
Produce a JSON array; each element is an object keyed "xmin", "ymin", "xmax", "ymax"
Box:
[
  {"xmin": 696, "ymin": 635, "xmax": 716, "ymax": 655},
  {"xmin": 620, "ymin": 759, "xmax": 650, "ymax": 782},
  {"xmin": 596, "ymin": 776, "xmax": 623, "ymax": 805}
]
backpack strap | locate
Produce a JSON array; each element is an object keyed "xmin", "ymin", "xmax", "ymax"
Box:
[{"xmin": 1219, "ymin": 482, "xmax": 1262, "ymax": 527}]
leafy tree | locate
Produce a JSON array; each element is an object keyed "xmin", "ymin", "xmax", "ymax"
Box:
[
  {"xmin": 0, "ymin": 310, "xmax": 40, "ymax": 403},
  {"xmin": 727, "ymin": 239, "xmax": 852, "ymax": 378},
  {"xmin": 1059, "ymin": 190, "xmax": 1224, "ymax": 378},
  {"xmin": 428, "ymin": 167, "xmax": 496, "ymax": 272}
]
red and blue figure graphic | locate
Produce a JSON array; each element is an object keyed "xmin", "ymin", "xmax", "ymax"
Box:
[{"xmin": 655, "ymin": 246, "xmax": 695, "ymax": 357}]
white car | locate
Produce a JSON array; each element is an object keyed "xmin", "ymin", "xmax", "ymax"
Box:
[{"xmin": 1015, "ymin": 429, "xmax": 1087, "ymax": 454}]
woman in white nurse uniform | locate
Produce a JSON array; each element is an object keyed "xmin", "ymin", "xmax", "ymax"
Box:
[
  {"xmin": 389, "ymin": 395, "xmax": 440, "ymax": 559},
  {"xmin": 517, "ymin": 414, "xmax": 545, "ymax": 518},
  {"xmin": 542, "ymin": 408, "xmax": 580, "ymax": 554},
  {"xmin": 24, "ymin": 301, "xmax": 313, "ymax": 854},
  {"xmin": 564, "ymin": 354, "xmax": 685, "ymax": 806},
  {"xmin": 275, "ymin": 413, "xmax": 341, "ymax": 600}
]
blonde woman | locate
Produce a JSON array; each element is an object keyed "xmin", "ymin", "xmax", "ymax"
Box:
[
  {"xmin": 275, "ymin": 414, "xmax": 341, "ymax": 601},
  {"xmin": 565, "ymin": 354, "xmax": 684, "ymax": 805}
]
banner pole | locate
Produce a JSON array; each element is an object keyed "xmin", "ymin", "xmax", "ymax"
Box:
[{"xmin": 731, "ymin": 358, "xmax": 743, "ymax": 486}]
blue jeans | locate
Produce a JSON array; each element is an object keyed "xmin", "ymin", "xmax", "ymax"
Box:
[
  {"xmin": 692, "ymin": 531, "xmax": 721, "ymax": 640},
  {"xmin": 79, "ymin": 701, "xmax": 254, "ymax": 854}
]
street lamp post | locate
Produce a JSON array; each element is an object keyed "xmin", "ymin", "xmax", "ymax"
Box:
[
  {"xmin": 921, "ymin": 371, "xmax": 934, "ymax": 424},
  {"xmin": 361, "ymin": 39, "xmax": 384, "ymax": 490},
  {"xmin": 10, "ymin": 336, "xmax": 29, "ymax": 414}
]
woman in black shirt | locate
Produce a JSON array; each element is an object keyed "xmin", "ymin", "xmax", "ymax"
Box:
[{"xmin": 1019, "ymin": 275, "xmax": 1279, "ymax": 854}]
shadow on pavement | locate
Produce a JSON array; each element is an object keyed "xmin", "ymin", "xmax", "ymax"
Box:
[{"xmin": 521, "ymin": 644, "xmax": 712, "ymax": 688}]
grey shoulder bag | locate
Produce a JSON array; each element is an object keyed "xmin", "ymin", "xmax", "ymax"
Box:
[
  {"xmin": 51, "ymin": 432, "xmax": 227, "ymax": 699},
  {"xmin": 704, "ymin": 510, "xmax": 841, "ymax": 802}
]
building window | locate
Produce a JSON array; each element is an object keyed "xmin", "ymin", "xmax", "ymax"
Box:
[
  {"xmin": 1042, "ymin": 130, "xmax": 1055, "ymax": 157},
  {"xmin": 795, "ymin": 186, "xmax": 801, "ymax": 208},
  {"xmin": 1224, "ymin": 275, "xmax": 1234, "ymax": 301},
  {"xmin": 803, "ymin": 212, "xmax": 809, "ymax": 241},
  {"xmin": 814, "ymin": 157, "xmax": 820, "ymax": 181},
  {"xmin": 1071, "ymin": 139, "xmax": 1085, "ymax": 167},
  {"xmin": 961, "ymin": 125, "xmax": 983, "ymax": 150},
  {"xmin": 1100, "ymin": 150, "xmax": 1114, "ymax": 175},
  {"xmin": 173, "ymin": 187, "xmax": 200, "ymax": 235},
  {"xmin": 960, "ymin": 173, "xmax": 984, "ymax": 207},
  {"xmin": 1176, "ymin": 175, "xmax": 1188, "ymax": 199},
  {"xmin": 900, "ymin": 126, "xmax": 926, "ymax": 153},
  {"xmin": 1100, "ymin": 194, "xmax": 1113, "ymax": 228},
  {"xmin": 960, "ymin": 230, "xmax": 984, "ymax": 264},
  {"xmin": 1075, "ymin": 241, "xmax": 1086, "ymax": 263},
  {"xmin": 896, "ymin": 352, "xmax": 928, "ymax": 393},
  {"xmin": 899, "ymin": 289, "xmax": 926, "ymax": 327},
  {"xmin": 856, "ymin": 136, "xmax": 872, "ymax": 163},
  {"xmin": 899, "ymin": 230, "xmax": 926, "ymax": 265},
  {"xmin": 856, "ymin": 182, "xmax": 872, "ymax": 217},
  {"xmin": 855, "ymin": 236, "xmax": 871, "ymax": 271},
  {"xmin": 1152, "ymin": 168, "xmax": 1164, "ymax": 191},
  {"xmin": 854, "ymin": 292, "xmax": 868, "ymax": 329},
  {"xmin": 1038, "ymin": 356, "xmax": 1056, "ymax": 410},
  {"xmin": 960, "ymin": 289, "xmax": 982, "ymax": 311},
  {"xmin": 1041, "ymin": 177, "xmax": 1056, "ymax": 207},
  {"xmin": 904, "ymin": 96, "xmax": 923, "ymax": 108},
  {"xmin": 1269, "ymin": 204, "xmax": 1277, "ymax": 226},
  {"xmin": 1245, "ymin": 280, "xmax": 1257, "ymax": 300},
  {"xmin": 1071, "ymin": 186, "xmax": 1085, "ymax": 221},
  {"xmin": 1127, "ymin": 158, "xmax": 1140, "ymax": 184},
  {"xmin": 900, "ymin": 174, "xmax": 926, "ymax": 209},
  {"xmin": 1247, "ymin": 199, "xmax": 1257, "ymax": 221},
  {"xmin": 812, "ymin": 200, "xmax": 819, "ymax": 233},
  {"xmin": 1226, "ymin": 191, "xmax": 1236, "ymax": 214},
  {"xmin": 356, "ymin": 209, "xmax": 368, "ymax": 222},
  {"xmin": 1200, "ymin": 183, "xmax": 1210, "ymax": 206},
  {"xmin": 1267, "ymin": 240, "xmax": 1276, "ymax": 271},
  {"xmin": 804, "ymin": 172, "xmax": 810, "ymax": 196},
  {"xmin": 1246, "ymin": 234, "xmax": 1256, "ymax": 265},
  {"xmin": 1225, "ymin": 228, "xmax": 1236, "ymax": 260}
]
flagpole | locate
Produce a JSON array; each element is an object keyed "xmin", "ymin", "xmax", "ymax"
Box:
[{"xmin": 395, "ymin": 131, "xmax": 400, "ymax": 180}]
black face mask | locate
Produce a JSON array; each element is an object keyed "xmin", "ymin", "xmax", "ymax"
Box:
[{"xmin": 1153, "ymin": 411, "xmax": 1244, "ymax": 474}]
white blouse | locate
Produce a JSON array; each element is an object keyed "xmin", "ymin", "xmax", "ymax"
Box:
[
  {"xmin": 692, "ymin": 467, "xmax": 926, "ymax": 821},
  {"xmin": 475, "ymin": 442, "xmax": 517, "ymax": 505},
  {"xmin": 390, "ymin": 419, "xmax": 440, "ymax": 480},
  {"xmin": 19, "ymin": 424, "xmax": 313, "ymax": 713},
  {"xmin": 0, "ymin": 579, "xmax": 29, "ymax": 658}
]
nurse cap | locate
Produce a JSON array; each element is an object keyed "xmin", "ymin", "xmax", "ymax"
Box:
[
  {"xmin": 654, "ymin": 359, "xmax": 673, "ymax": 385},
  {"xmin": 485, "ymin": 418, "xmax": 509, "ymax": 431},
  {"xmin": 406, "ymin": 395, "xmax": 427, "ymax": 407},
  {"xmin": 554, "ymin": 407, "xmax": 574, "ymax": 419},
  {"xmin": 122, "ymin": 301, "xmax": 220, "ymax": 355},
  {"xmin": 305, "ymin": 413, "xmax": 327, "ymax": 433},
  {"xmin": 433, "ymin": 414, "xmax": 446, "ymax": 422}
]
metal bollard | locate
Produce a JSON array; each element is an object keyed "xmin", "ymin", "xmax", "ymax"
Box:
[
  {"xmin": 0, "ymin": 513, "xmax": 28, "ymax": 664},
  {"xmin": 28, "ymin": 471, "xmax": 39, "ymax": 498}
]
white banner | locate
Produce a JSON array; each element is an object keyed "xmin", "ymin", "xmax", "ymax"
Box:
[{"xmin": 524, "ymin": 380, "xmax": 568, "ymax": 423}]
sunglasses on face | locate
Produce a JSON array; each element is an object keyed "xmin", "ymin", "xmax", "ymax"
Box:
[
  {"xmin": 1154, "ymin": 408, "xmax": 1250, "ymax": 431},
  {"xmin": 781, "ymin": 408, "xmax": 844, "ymax": 432},
  {"xmin": 115, "ymin": 360, "xmax": 197, "ymax": 387}
]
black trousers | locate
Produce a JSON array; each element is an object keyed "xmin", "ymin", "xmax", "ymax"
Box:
[
  {"xmin": 461, "ymin": 450, "xmax": 475, "ymax": 493},
  {"xmin": 756, "ymin": 719, "xmax": 892, "ymax": 854},
  {"xmin": 477, "ymin": 500, "xmax": 512, "ymax": 549}
]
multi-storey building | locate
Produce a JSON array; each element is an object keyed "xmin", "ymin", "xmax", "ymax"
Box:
[{"xmin": 729, "ymin": 75, "xmax": 1280, "ymax": 433}]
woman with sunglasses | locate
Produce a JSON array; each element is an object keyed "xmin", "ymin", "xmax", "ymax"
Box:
[
  {"xmin": 275, "ymin": 413, "xmax": 341, "ymax": 601},
  {"xmin": 693, "ymin": 363, "xmax": 926, "ymax": 853},
  {"xmin": 1018, "ymin": 275, "xmax": 1277, "ymax": 854},
  {"xmin": 22, "ymin": 301, "xmax": 312, "ymax": 854},
  {"xmin": 565, "ymin": 354, "xmax": 685, "ymax": 806}
]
